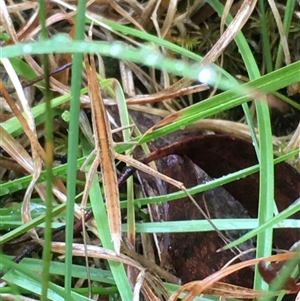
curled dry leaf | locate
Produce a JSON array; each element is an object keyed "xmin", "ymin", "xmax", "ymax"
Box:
[{"xmin": 136, "ymin": 134, "xmax": 300, "ymax": 300}]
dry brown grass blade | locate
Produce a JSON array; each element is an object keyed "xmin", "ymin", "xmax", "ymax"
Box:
[
  {"xmin": 160, "ymin": 0, "xmax": 178, "ymax": 38},
  {"xmin": 0, "ymin": 56, "xmax": 43, "ymax": 239},
  {"xmin": 142, "ymin": 282, "xmax": 161, "ymax": 301},
  {"xmin": 138, "ymin": 0, "xmax": 157, "ymax": 28},
  {"xmin": 0, "ymin": 0, "xmax": 19, "ymax": 42},
  {"xmin": 149, "ymin": 0, "xmax": 258, "ymax": 95},
  {"xmin": 141, "ymin": 271, "xmax": 171, "ymax": 301},
  {"xmin": 0, "ymin": 125, "xmax": 47, "ymax": 241},
  {"xmin": 133, "ymin": 269, "xmax": 146, "ymax": 301},
  {"xmin": 109, "ymin": 0, "xmax": 145, "ymax": 31},
  {"xmin": 194, "ymin": 281, "xmax": 266, "ymax": 299},
  {"xmin": 202, "ymin": 0, "xmax": 257, "ymax": 62},
  {"xmin": 14, "ymin": 6, "xmax": 39, "ymax": 42},
  {"xmin": 0, "ymin": 81, "xmax": 45, "ymax": 160},
  {"xmin": 267, "ymin": 0, "xmax": 291, "ymax": 65},
  {"xmin": 0, "ymin": 154, "xmax": 27, "ymax": 173},
  {"xmin": 85, "ymin": 54, "xmax": 121, "ymax": 254},
  {"xmin": 0, "ymin": 125, "xmax": 37, "ymax": 175},
  {"xmin": 122, "ymin": 238, "xmax": 179, "ymax": 285},
  {"xmin": 4, "ymin": 0, "xmax": 37, "ymax": 14},
  {"xmin": 50, "ymin": 242, "xmax": 142, "ymax": 268},
  {"xmin": 126, "ymin": 84, "xmax": 209, "ymax": 105},
  {"xmin": 169, "ymin": 252, "xmax": 298, "ymax": 301},
  {"xmin": 0, "ymin": 80, "xmax": 66, "ymax": 190}
]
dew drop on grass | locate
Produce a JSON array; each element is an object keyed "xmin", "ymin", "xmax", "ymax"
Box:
[
  {"xmin": 174, "ymin": 62, "xmax": 185, "ymax": 71},
  {"xmin": 138, "ymin": 44, "xmax": 163, "ymax": 66},
  {"xmin": 173, "ymin": 61, "xmax": 186, "ymax": 75},
  {"xmin": 76, "ymin": 43, "xmax": 88, "ymax": 52},
  {"xmin": 144, "ymin": 52, "xmax": 162, "ymax": 66},
  {"xmin": 197, "ymin": 65, "xmax": 216, "ymax": 85},
  {"xmin": 22, "ymin": 44, "xmax": 33, "ymax": 54},
  {"xmin": 110, "ymin": 42, "xmax": 123, "ymax": 57}
]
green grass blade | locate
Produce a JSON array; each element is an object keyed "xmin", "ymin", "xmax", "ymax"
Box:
[
  {"xmin": 38, "ymin": 1, "xmax": 53, "ymax": 299},
  {"xmin": 254, "ymin": 100, "xmax": 275, "ymax": 291},
  {"xmin": 112, "ymin": 80, "xmax": 135, "ymax": 245},
  {"xmin": 206, "ymin": 1, "xmax": 275, "ymax": 291},
  {"xmin": 131, "ymin": 218, "xmax": 299, "ymax": 233},
  {"xmin": 64, "ymin": 0, "xmax": 86, "ymax": 295},
  {"xmin": 220, "ymin": 198, "xmax": 299, "ymax": 250},
  {"xmin": 1, "ymin": 254, "xmax": 75, "ymax": 301},
  {"xmin": 0, "ymin": 203, "xmax": 66, "ymax": 244},
  {"xmin": 258, "ymin": 0, "xmax": 273, "ymax": 72}
]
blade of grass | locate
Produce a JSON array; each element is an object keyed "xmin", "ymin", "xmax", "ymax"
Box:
[
  {"xmin": 258, "ymin": 0, "xmax": 273, "ymax": 72},
  {"xmin": 38, "ymin": 1, "xmax": 53, "ymax": 299},
  {"xmin": 1, "ymin": 39, "xmax": 299, "ymax": 144},
  {"xmin": 131, "ymin": 218, "xmax": 299, "ymax": 233},
  {"xmin": 0, "ymin": 203, "xmax": 66, "ymax": 244},
  {"xmin": 211, "ymin": 0, "xmax": 275, "ymax": 291},
  {"xmin": 0, "ymin": 254, "xmax": 75, "ymax": 301},
  {"xmin": 253, "ymin": 100, "xmax": 274, "ymax": 292},
  {"xmin": 1, "ymin": 146, "xmax": 298, "ymax": 214},
  {"xmin": 129, "ymin": 61, "xmax": 300, "ymax": 145},
  {"xmin": 3, "ymin": 269, "xmax": 92, "ymax": 301},
  {"xmin": 10, "ymin": 258, "xmax": 115, "ymax": 285},
  {"xmin": 275, "ymin": 0, "xmax": 296, "ymax": 69},
  {"xmin": 112, "ymin": 79, "xmax": 135, "ymax": 246},
  {"xmin": 64, "ymin": 0, "xmax": 86, "ymax": 295},
  {"xmin": 81, "ymin": 136, "xmax": 133, "ymax": 300},
  {"xmin": 221, "ymin": 198, "xmax": 300, "ymax": 250}
]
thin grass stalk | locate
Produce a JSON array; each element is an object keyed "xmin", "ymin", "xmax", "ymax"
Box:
[
  {"xmin": 0, "ymin": 203, "xmax": 66, "ymax": 244},
  {"xmin": 221, "ymin": 197, "xmax": 299, "ymax": 251},
  {"xmin": 2, "ymin": 255, "xmax": 117, "ymax": 285},
  {"xmin": 274, "ymin": 0, "xmax": 296, "ymax": 69},
  {"xmin": 258, "ymin": 0, "xmax": 273, "ymax": 72},
  {"xmin": 241, "ymin": 103, "xmax": 260, "ymax": 156},
  {"xmin": 64, "ymin": 0, "xmax": 86, "ymax": 294},
  {"xmin": 210, "ymin": 0, "xmax": 274, "ymax": 292},
  {"xmin": 133, "ymin": 217, "xmax": 299, "ymax": 234},
  {"xmin": 0, "ymin": 255, "xmax": 75, "ymax": 301},
  {"xmin": 113, "ymin": 80, "xmax": 135, "ymax": 246},
  {"xmin": 253, "ymin": 101, "xmax": 275, "ymax": 291},
  {"xmin": 38, "ymin": 1, "xmax": 53, "ymax": 300},
  {"xmin": 236, "ymin": 3, "xmax": 276, "ymax": 289}
]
